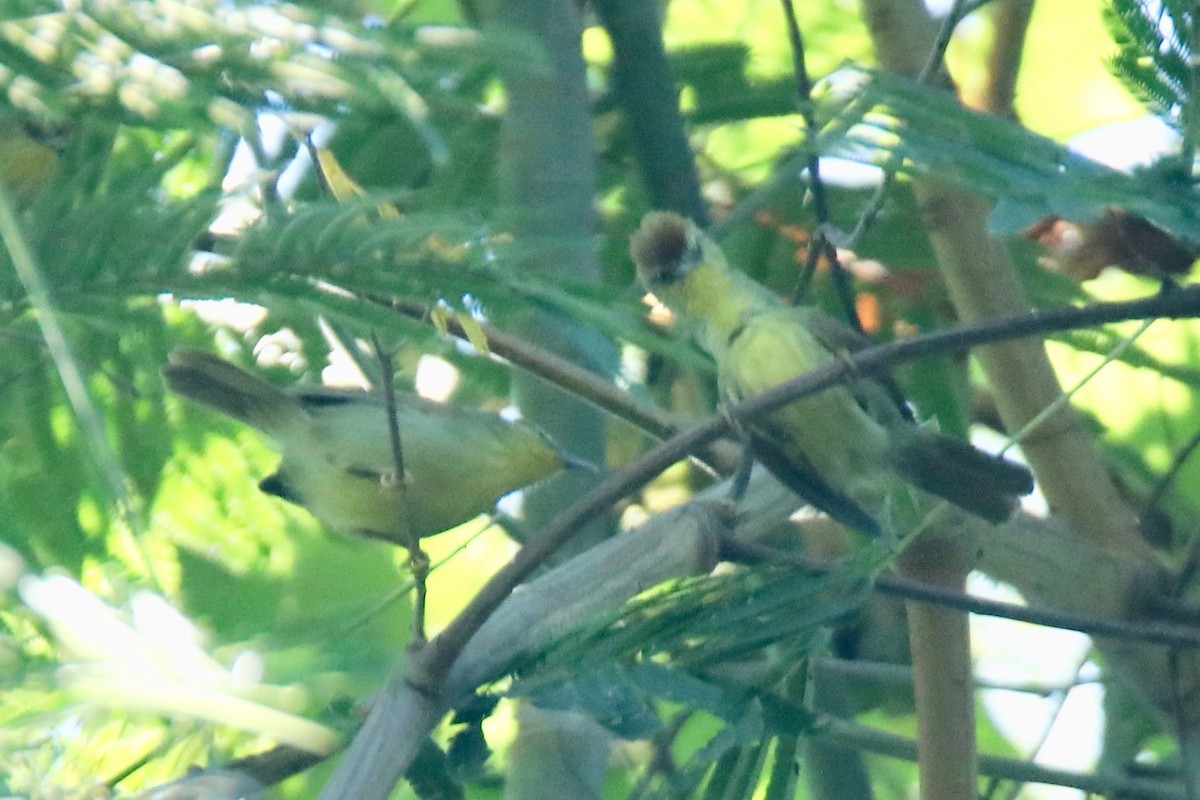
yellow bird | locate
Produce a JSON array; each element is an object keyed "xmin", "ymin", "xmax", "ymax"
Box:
[
  {"xmin": 630, "ymin": 212, "xmax": 1032, "ymax": 535},
  {"xmin": 164, "ymin": 350, "xmax": 573, "ymax": 544}
]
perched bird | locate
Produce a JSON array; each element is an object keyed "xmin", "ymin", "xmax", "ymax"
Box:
[
  {"xmin": 630, "ymin": 211, "xmax": 1033, "ymax": 535},
  {"xmin": 164, "ymin": 349, "xmax": 572, "ymax": 544}
]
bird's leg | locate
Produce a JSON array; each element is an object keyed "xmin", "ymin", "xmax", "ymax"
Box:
[
  {"xmin": 719, "ymin": 401, "xmax": 756, "ymax": 503},
  {"xmin": 729, "ymin": 445, "xmax": 756, "ymax": 504},
  {"xmin": 372, "ymin": 333, "xmax": 429, "ymax": 645}
]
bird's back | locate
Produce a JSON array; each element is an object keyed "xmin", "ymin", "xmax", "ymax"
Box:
[{"xmin": 720, "ymin": 308, "xmax": 894, "ymax": 494}]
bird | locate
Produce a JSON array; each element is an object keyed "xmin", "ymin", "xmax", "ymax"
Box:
[
  {"xmin": 164, "ymin": 349, "xmax": 574, "ymax": 544},
  {"xmin": 630, "ymin": 211, "xmax": 1033, "ymax": 536}
]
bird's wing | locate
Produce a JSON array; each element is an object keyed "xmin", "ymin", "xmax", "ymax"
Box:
[
  {"xmin": 794, "ymin": 306, "xmax": 914, "ymax": 424},
  {"xmin": 718, "ymin": 309, "xmax": 885, "ymax": 537}
]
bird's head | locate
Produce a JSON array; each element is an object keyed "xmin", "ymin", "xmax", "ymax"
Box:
[
  {"xmin": 630, "ymin": 211, "xmax": 709, "ymax": 300},
  {"xmin": 630, "ymin": 210, "xmax": 763, "ymax": 350}
]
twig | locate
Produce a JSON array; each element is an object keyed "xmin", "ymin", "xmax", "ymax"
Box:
[
  {"xmin": 388, "ymin": 300, "xmax": 678, "ymax": 442},
  {"xmin": 340, "ymin": 519, "xmax": 493, "ymax": 636},
  {"xmin": 1000, "ymin": 317, "xmax": 1156, "ymax": 456},
  {"xmin": 724, "ymin": 288, "xmax": 1200, "ymax": 436},
  {"xmin": 778, "ymin": 0, "xmax": 853, "ymax": 319},
  {"xmin": 779, "ymin": 0, "xmax": 962, "ymax": 310},
  {"xmin": 918, "ymin": 0, "xmax": 968, "ymax": 83},
  {"xmin": 371, "ymin": 333, "xmax": 428, "ymax": 645},
  {"xmin": 876, "ymin": 570, "xmax": 1200, "ymax": 649},
  {"xmin": 1151, "ymin": 423, "xmax": 1200, "ymax": 507},
  {"xmin": 814, "ymin": 656, "xmax": 1100, "ymax": 696},
  {"xmin": 840, "ymin": 0, "xmax": 963, "ymax": 250},
  {"xmin": 780, "ymin": 0, "xmax": 967, "ymax": 310},
  {"xmin": 384, "ymin": 297, "xmax": 739, "ymax": 475},
  {"xmin": 724, "ymin": 535, "xmax": 1200, "ymax": 649},
  {"xmin": 996, "ymin": 648, "xmax": 1093, "ymax": 800}
]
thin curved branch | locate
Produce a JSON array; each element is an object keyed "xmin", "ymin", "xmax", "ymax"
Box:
[
  {"xmin": 879, "ymin": 567, "xmax": 1200, "ymax": 649},
  {"xmin": 385, "ymin": 298, "xmax": 741, "ymax": 474},
  {"xmin": 164, "ymin": 288, "xmax": 1200, "ymax": 797},
  {"xmin": 778, "ymin": 0, "xmax": 852, "ymax": 313},
  {"xmin": 419, "ymin": 286, "xmax": 1200, "ymax": 685}
]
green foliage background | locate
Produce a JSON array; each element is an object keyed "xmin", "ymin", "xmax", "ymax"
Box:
[{"xmin": 0, "ymin": 0, "xmax": 1197, "ymax": 797}]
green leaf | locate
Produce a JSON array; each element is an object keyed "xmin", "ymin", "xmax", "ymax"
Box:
[
  {"xmin": 1104, "ymin": 0, "xmax": 1192, "ymax": 124},
  {"xmin": 815, "ymin": 66, "xmax": 1200, "ymax": 244},
  {"xmin": 512, "ymin": 666, "xmax": 662, "ymax": 740}
]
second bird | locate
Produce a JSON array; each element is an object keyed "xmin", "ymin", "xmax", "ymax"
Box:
[{"xmin": 165, "ymin": 350, "xmax": 571, "ymax": 544}]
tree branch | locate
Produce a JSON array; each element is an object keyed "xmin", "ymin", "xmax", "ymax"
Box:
[
  {"xmin": 492, "ymin": 0, "xmax": 618, "ymax": 793},
  {"xmin": 862, "ymin": 0, "xmax": 1151, "ymax": 560},
  {"xmin": 385, "ymin": 297, "xmax": 741, "ymax": 474},
  {"xmin": 899, "ymin": 538, "xmax": 978, "ymax": 800},
  {"xmin": 594, "ymin": 0, "xmax": 708, "ymax": 224},
  {"xmin": 323, "ymin": 287, "xmax": 1200, "ymax": 798},
  {"xmin": 977, "ymin": 0, "xmax": 1035, "ymax": 119}
]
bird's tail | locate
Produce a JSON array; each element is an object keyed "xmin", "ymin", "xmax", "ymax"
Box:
[
  {"xmin": 889, "ymin": 427, "xmax": 1034, "ymax": 524},
  {"xmin": 163, "ymin": 350, "xmax": 301, "ymax": 434}
]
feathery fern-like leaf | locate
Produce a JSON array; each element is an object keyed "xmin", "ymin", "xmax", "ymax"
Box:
[{"xmin": 1105, "ymin": 0, "xmax": 1192, "ymax": 125}]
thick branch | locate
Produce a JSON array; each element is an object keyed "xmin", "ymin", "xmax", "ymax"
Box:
[
  {"xmin": 320, "ymin": 470, "xmax": 788, "ymax": 799},
  {"xmin": 492, "ymin": 0, "xmax": 616, "ymax": 793},
  {"xmin": 862, "ymin": 0, "xmax": 1151, "ymax": 560},
  {"xmin": 977, "ymin": 0, "xmax": 1035, "ymax": 118},
  {"xmin": 862, "ymin": 0, "xmax": 1196, "ymax": 771},
  {"xmin": 899, "ymin": 538, "xmax": 978, "ymax": 800},
  {"xmin": 594, "ymin": 0, "xmax": 708, "ymax": 223},
  {"xmin": 425, "ymin": 286, "xmax": 1200, "ymax": 690}
]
